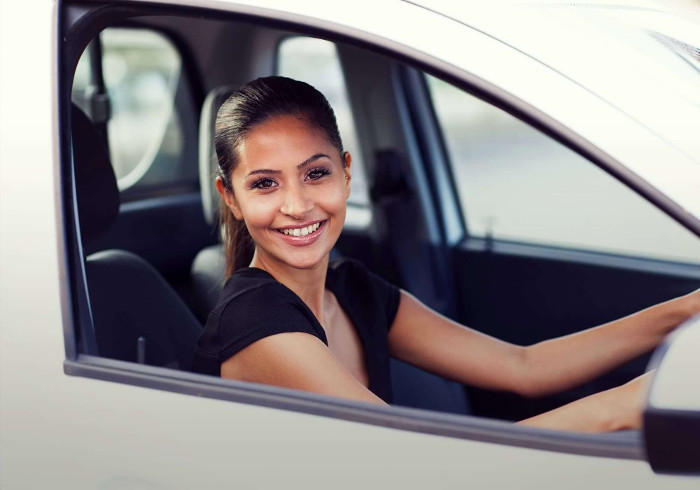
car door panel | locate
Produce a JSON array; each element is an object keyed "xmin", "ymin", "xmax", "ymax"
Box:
[{"xmin": 452, "ymin": 242, "xmax": 700, "ymax": 421}]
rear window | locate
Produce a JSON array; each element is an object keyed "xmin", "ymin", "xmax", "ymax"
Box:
[{"xmin": 72, "ymin": 28, "xmax": 198, "ymax": 198}]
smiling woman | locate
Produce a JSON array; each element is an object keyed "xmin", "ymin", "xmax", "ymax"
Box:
[
  {"xmin": 191, "ymin": 76, "xmax": 700, "ymax": 431},
  {"xmin": 191, "ymin": 77, "xmax": 392, "ymax": 401},
  {"xmin": 212, "ymin": 77, "xmax": 351, "ymax": 275},
  {"xmin": 221, "ymin": 113, "xmax": 350, "ymax": 270}
]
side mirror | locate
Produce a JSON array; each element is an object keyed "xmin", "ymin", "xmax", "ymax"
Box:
[{"xmin": 644, "ymin": 314, "xmax": 700, "ymax": 475}]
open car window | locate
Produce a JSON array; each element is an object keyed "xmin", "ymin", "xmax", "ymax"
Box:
[{"xmin": 58, "ymin": 1, "xmax": 700, "ymax": 472}]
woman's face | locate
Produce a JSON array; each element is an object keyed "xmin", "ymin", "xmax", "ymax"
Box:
[{"xmin": 217, "ymin": 114, "xmax": 351, "ymax": 270}]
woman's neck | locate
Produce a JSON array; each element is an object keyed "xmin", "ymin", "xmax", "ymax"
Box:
[{"xmin": 249, "ymin": 251, "xmax": 329, "ymax": 325}]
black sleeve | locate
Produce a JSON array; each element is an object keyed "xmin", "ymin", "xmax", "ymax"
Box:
[
  {"xmin": 213, "ymin": 283, "xmax": 326, "ymax": 363},
  {"xmin": 337, "ymin": 258, "xmax": 402, "ymax": 331},
  {"xmin": 366, "ymin": 266, "xmax": 401, "ymax": 329}
]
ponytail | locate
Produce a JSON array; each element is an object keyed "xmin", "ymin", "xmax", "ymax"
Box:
[{"xmin": 219, "ymin": 199, "xmax": 254, "ymax": 278}]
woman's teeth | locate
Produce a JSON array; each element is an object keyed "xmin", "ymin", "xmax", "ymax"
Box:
[{"xmin": 281, "ymin": 222, "xmax": 321, "ymax": 237}]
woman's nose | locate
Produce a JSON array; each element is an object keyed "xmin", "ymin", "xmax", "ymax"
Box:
[{"xmin": 280, "ymin": 185, "xmax": 314, "ymax": 219}]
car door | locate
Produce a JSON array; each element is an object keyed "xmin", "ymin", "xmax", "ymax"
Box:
[{"xmin": 3, "ymin": 1, "xmax": 695, "ymax": 488}]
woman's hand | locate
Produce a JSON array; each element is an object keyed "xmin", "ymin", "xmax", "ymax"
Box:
[
  {"xmin": 627, "ymin": 288, "xmax": 700, "ymax": 342},
  {"xmin": 675, "ymin": 288, "xmax": 700, "ymax": 325}
]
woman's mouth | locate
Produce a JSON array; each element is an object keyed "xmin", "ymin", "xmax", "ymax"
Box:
[{"xmin": 274, "ymin": 220, "xmax": 327, "ymax": 246}]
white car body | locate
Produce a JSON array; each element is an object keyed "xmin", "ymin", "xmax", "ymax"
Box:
[{"xmin": 1, "ymin": 0, "xmax": 698, "ymax": 488}]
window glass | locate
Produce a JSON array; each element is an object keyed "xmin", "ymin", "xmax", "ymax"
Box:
[
  {"xmin": 72, "ymin": 28, "xmax": 195, "ymax": 194},
  {"xmin": 427, "ymin": 75, "xmax": 700, "ymax": 264},
  {"xmin": 277, "ymin": 37, "xmax": 370, "ymax": 210}
]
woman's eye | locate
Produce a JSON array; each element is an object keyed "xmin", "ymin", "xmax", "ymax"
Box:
[
  {"xmin": 250, "ymin": 178, "xmax": 277, "ymax": 190},
  {"xmin": 306, "ymin": 167, "xmax": 331, "ymax": 181}
]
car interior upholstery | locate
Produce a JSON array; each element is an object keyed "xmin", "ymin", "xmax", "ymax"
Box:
[
  {"xmin": 73, "ymin": 104, "xmax": 203, "ymax": 370},
  {"xmin": 190, "ymin": 85, "xmax": 239, "ymax": 324}
]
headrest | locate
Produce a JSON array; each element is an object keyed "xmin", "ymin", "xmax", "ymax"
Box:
[
  {"xmin": 71, "ymin": 104, "xmax": 120, "ymax": 245},
  {"xmin": 199, "ymin": 85, "xmax": 239, "ymax": 226}
]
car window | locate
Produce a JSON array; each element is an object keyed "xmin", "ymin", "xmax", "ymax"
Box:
[
  {"xmin": 277, "ymin": 36, "xmax": 371, "ymax": 216},
  {"xmin": 426, "ymin": 74, "xmax": 700, "ymax": 264},
  {"xmin": 72, "ymin": 28, "xmax": 197, "ymax": 198},
  {"xmin": 59, "ymin": 4, "xmax": 700, "ymax": 469}
]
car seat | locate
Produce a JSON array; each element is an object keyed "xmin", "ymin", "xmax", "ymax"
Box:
[
  {"xmin": 72, "ymin": 104, "xmax": 202, "ymax": 370},
  {"xmin": 190, "ymin": 86, "xmax": 238, "ymax": 323}
]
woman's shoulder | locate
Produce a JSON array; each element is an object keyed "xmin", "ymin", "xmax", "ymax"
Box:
[
  {"xmin": 205, "ymin": 267, "xmax": 320, "ymax": 344},
  {"xmin": 195, "ymin": 267, "xmax": 326, "ymax": 369},
  {"xmin": 212, "ymin": 267, "xmax": 298, "ymax": 317}
]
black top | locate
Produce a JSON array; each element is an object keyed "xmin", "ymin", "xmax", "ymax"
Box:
[{"xmin": 192, "ymin": 258, "xmax": 401, "ymax": 403}]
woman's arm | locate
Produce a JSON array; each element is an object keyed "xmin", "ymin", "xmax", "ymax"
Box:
[
  {"xmin": 516, "ymin": 371, "xmax": 654, "ymax": 432},
  {"xmin": 517, "ymin": 290, "xmax": 698, "ymax": 397},
  {"xmin": 387, "ymin": 290, "xmax": 526, "ymax": 394},
  {"xmin": 221, "ymin": 331, "xmax": 388, "ymax": 406},
  {"xmin": 388, "ymin": 289, "xmax": 699, "ymax": 398}
]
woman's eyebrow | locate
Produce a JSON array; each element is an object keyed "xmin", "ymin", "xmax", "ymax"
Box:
[
  {"xmin": 244, "ymin": 154, "xmax": 330, "ymax": 179},
  {"xmin": 297, "ymin": 153, "xmax": 330, "ymax": 170},
  {"xmin": 245, "ymin": 168, "xmax": 281, "ymax": 178}
]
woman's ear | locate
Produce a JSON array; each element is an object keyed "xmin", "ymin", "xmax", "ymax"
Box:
[
  {"xmin": 215, "ymin": 176, "xmax": 243, "ymax": 220},
  {"xmin": 343, "ymin": 151, "xmax": 352, "ymax": 200}
]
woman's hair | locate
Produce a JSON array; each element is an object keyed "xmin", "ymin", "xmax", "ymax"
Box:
[{"xmin": 214, "ymin": 76, "xmax": 345, "ymax": 277}]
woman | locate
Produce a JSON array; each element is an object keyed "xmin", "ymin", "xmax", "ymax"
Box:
[{"xmin": 192, "ymin": 76, "xmax": 700, "ymax": 432}]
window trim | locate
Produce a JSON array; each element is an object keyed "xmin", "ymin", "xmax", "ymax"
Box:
[
  {"xmin": 57, "ymin": 0, "xmax": 699, "ymax": 463},
  {"xmin": 460, "ymin": 236, "xmax": 700, "ymax": 280},
  {"xmin": 64, "ymin": 354, "xmax": 643, "ymax": 460}
]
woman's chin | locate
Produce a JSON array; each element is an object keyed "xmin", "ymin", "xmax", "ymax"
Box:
[
  {"xmin": 252, "ymin": 245, "xmax": 330, "ymax": 271},
  {"xmin": 283, "ymin": 252, "xmax": 330, "ymax": 270}
]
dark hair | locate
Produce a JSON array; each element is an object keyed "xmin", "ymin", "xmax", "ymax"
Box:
[{"xmin": 214, "ymin": 76, "xmax": 345, "ymax": 277}]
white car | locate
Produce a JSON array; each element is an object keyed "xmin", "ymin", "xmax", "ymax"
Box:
[{"xmin": 1, "ymin": 0, "xmax": 699, "ymax": 487}]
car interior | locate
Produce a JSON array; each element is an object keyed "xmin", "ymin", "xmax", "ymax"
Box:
[{"xmin": 66, "ymin": 5, "xmax": 700, "ymax": 426}]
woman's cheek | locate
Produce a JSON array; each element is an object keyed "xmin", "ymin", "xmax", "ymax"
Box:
[
  {"xmin": 319, "ymin": 180, "xmax": 348, "ymax": 209},
  {"xmin": 242, "ymin": 195, "xmax": 280, "ymax": 230}
]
